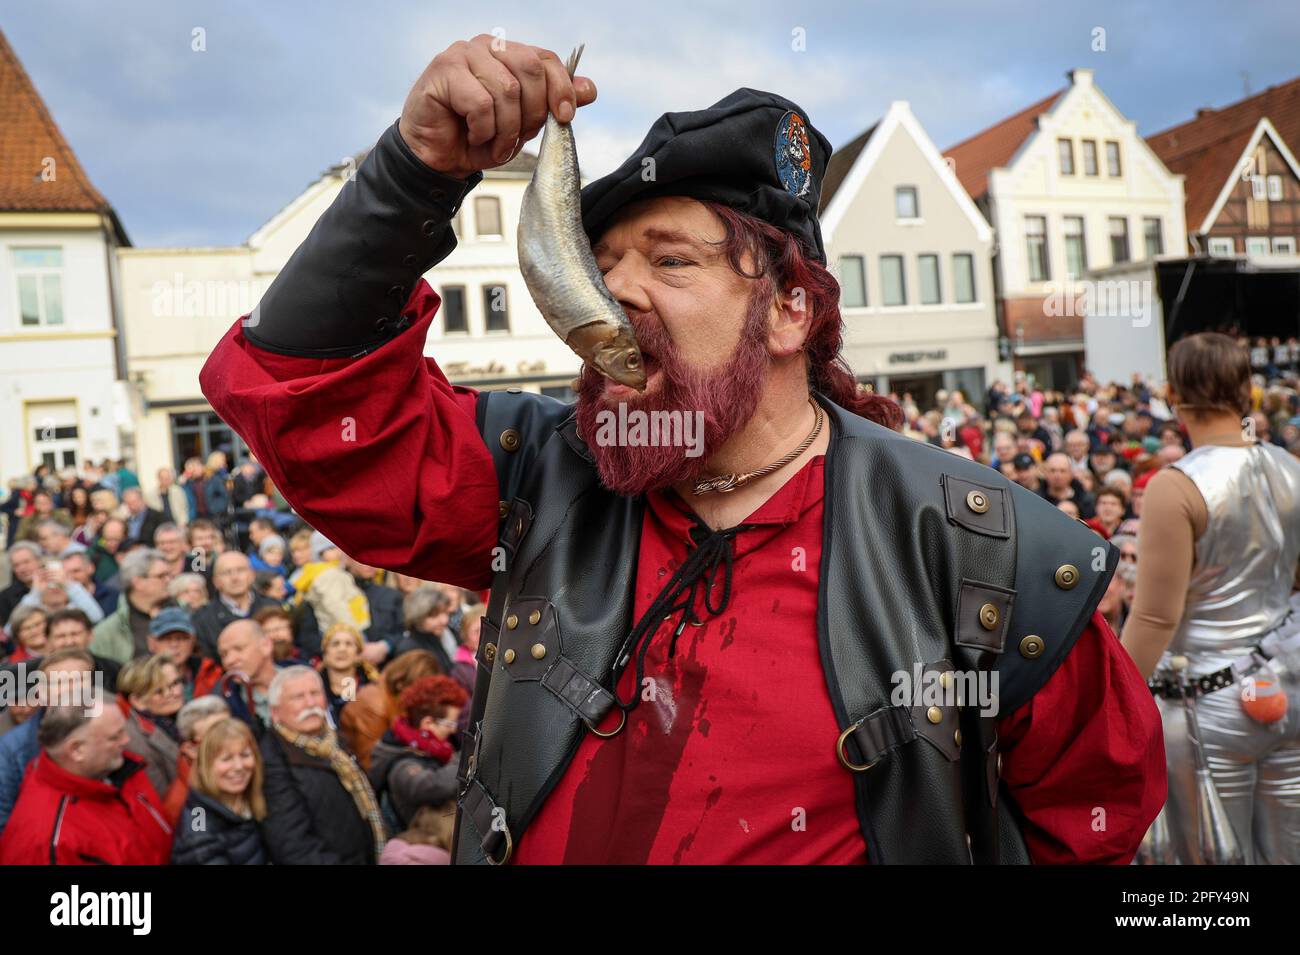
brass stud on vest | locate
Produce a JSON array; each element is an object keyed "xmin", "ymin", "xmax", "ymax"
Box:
[
  {"xmin": 954, "ymin": 728, "xmax": 962, "ymax": 747},
  {"xmin": 499, "ymin": 428, "xmax": 521, "ymax": 452},
  {"xmin": 484, "ymin": 643, "xmax": 496, "ymax": 664},
  {"xmin": 506, "ymin": 614, "xmax": 518, "ymax": 630},
  {"xmin": 979, "ymin": 603, "xmax": 999, "ymax": 630},
  {"xmin": 965, "ymin": 490, "xmax": 989, "ymax": 514},
  {"xmin": 503, "ymin": 648, "xmax": 516, "ymax": 664},
  {"xmin": 530, "ymin": 643, "xmax": 546, "ymax": 660},
  {"xmin": 1054, "ymin": 564, "xmax": 1079, "ymax": 590},
  {"xmin": 939, "ymin": 671, "xmax": 952, "ymax": 690},
  {"xmin": 1019, "ymin": 634, "xmax": 1045, "ymax": 659},
  {"xmin": 926, "ymin": 706, "xmax": 942, "ymax": 724},
  {"xmin": 498, "ymin": 500, "xmax": 509, "ymax": 520},
  {"xmin": 528, "ymin": 610, "xmax": 541, "ymax": 626}
]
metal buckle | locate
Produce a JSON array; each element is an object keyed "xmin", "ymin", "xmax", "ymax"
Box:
[
  {"xmin": 583, "ymin": 709, "xmax": 627, "ymax": 739},
  {"xmin": 836, "ymin": 720, "xmax": 882, "ymax": 773},
  {"xmin": 484, "ymin": 824, "xmax": 513, "ymax": 866}
]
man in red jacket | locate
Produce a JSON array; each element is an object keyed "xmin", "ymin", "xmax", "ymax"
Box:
[{"xmin": 0, "ymin": 695, "xmax": 173, "ymax": 865}]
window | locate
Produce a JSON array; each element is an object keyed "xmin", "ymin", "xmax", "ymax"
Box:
[
  {"xmin": 1064, "ymin": 217, "xmax": 1087, "ymax": 279},
  {"xmin": 13, "ymin": 248, "xmax": 64, "ymax": 327},
  {"xmin": 837, "ymin": 255, "xmax": 867, "ymax": 307},
  {"xmin": 1273, "ymin": 237, "xmax": 1297, "ymax": 254},
  {"xmin": 171, "ymin": 411, "xmax": 249, "ymax": 473},
  {"xmin": 1268, "ymin": 175, "xmax": 1283, "ymax": 201},
  {"xmin": 1143, "ymin": 218, "xmax": 1164, "ymax": 258},
  {"xmin": 895, "ymin": 186, "xmax": 919, "ymax": 220},
  {"xmin": 1109, "ymin": 217, "xmax": 1130, "ymax": 264},
  {"xmin": 1245, "ymin": 236, "xmax": 1270, "ymax": 258},
  {"xmin": 1058, "ymin": 139, "xmax": 1074, "ymax": 175},
  {"xmin": 1082, "ymin": 140, "xmax": 1098, "ymax": 176},
  {"xmin": 1207, "ymin": 236, "xmax": 1235, "ymax": 257},
  {"xmin": 441, "ymin": 286, "xmax": 467, "ymax": 333},
  {"xmin": 952, "ymin": 254, "xmax": 976, "ymax": 304},
  {"xmin": 918, "ymin": 254, "xmax": 941, "ymax": 304},
  {"xmin": 483, "ymin": 284, "xmax": 510, "ymax": 331},
  {"xmin": 880, "ymin": 255, "xmax": 906, "ymax": 306},
  {"xmin": 28, "ymin": 401, "xmax": 78, "ymax": 471},
  {"xmin": 1025, "ymin": 216, "xmax": 1050, "ymax": 282},
  {"xmin": 475, "ymin": 196, "xmax": 502, "ymax": 238},
  {"xmin": 1105, "ymin": 141, "xmax": 1121, "ymax": 176},
  {"xmin": 1251, "ymin": 176, "xmax": 1267, "ymax": 200}
]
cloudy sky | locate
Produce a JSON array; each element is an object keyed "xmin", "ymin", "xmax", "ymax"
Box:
[{"xmin": 7, "ymin": 0, "xmax": 1297, "ymax": 247}]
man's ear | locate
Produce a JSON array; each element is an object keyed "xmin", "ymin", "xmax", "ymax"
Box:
[{"xmin": 768, "ymin": 284, "xmax": 811, "ymax": 359}]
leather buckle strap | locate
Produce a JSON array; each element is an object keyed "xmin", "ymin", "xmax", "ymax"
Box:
[
  {"xmin": 1148, "ymin": 665, "xmax": 1241, "ymax": 700},
  {"xmin": 541, "ymin": 657, "xmax": 625, "ymax": 736},
  {"xmin": 460, "ymin": 778, "xmax": 511, "ymax": 865},
  {"xmin": 836, "ymin": 705, "xmax": 917, "ymax": 773}
]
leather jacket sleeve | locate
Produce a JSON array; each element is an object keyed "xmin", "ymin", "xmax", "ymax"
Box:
[{"xmin": 244, "ymin": 119, "xmax": 483, "ymax": 358}]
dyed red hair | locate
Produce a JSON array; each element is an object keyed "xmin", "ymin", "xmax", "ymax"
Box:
[
  {"xmin": 398, "ymin": 674, "xmax": 469, "ymax": 724},
  {"xmin": 704, "ymin": 202, "xmax": 904, "ymax": 430}
]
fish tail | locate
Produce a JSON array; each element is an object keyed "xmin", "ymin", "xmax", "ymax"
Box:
[{"xmin": 565, "ymin": 44, "xmax": 585, "ymax": 78}]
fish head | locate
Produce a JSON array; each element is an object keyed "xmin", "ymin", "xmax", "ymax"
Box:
[{"xmin": 580, "ymin": 323, "xmax": 646, "ymax": 391}]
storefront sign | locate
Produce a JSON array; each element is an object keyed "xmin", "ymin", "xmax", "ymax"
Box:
[{"xmin": 888, "ymin": 349, "xmax": 948, "ymax": 364}]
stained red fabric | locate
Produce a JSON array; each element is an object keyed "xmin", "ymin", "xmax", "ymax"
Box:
[{"xmin": 201, "ymin": 285, "xmax": 1166, "ymax": 865}]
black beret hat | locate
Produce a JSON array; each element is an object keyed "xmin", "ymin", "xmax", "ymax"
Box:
[{"xmin": 580, "ymin": 88, "xmax": 833, "ymax": 263}]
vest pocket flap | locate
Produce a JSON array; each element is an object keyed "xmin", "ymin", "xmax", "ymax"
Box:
[
  {"xmin": 955, "ymin": 579, "xmax": 1015, "ymax": 654},
  {"xmin": 942, "ymin": 474, "xmax": 1010, "ymax": 539},
  {"xmin": 497, "ymin": 597, "xmax": 560, "ymax": 683}
]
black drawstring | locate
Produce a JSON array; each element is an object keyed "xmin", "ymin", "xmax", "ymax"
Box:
[{"xmin": 610, "ymin": 517, "xmax": 751, "ymax": 714}]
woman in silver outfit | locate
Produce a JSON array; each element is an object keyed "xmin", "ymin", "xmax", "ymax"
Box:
[{"xmin": 1124, "ymin": 332, "xmax": 1300, "ymax": 864}]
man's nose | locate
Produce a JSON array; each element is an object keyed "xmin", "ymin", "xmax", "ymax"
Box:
[{"xmin": 600, "ymin": 254, "xmax": 652, "ymax": 313}]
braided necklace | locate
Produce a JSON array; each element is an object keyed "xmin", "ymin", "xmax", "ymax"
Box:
[{"xmin": 692, "ymin": 398, "xmax": 824, "ymax": 496}]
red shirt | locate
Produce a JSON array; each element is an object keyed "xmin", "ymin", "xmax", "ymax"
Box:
[{"xmin": 200, "ymin": 284, "xmax": 1166, "ymax": 864}]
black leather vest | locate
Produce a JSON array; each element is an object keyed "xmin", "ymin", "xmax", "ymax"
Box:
[{"xmin": 452, "ymin": 390, "xmax": 1117, "ymax": 864}]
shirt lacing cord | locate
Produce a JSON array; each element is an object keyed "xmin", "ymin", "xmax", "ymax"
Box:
[{"xmin": 610, "ymin": 518, "xmax": 753, "ymax": 714}]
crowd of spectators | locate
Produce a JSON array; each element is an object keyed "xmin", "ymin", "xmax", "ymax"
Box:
[
  {"xmin": 0, "ymin": 452, "xmax": 481, "ymax": 865},
  {"xmin": 891, "ymin": 335, "xmax": 1300, "ymax": 638},
  {"xmin": 0, "ymin": 335, "xmax": 1296, "ymax": 866}
]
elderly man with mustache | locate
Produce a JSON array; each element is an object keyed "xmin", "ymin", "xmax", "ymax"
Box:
[
  {"xmin": 258, "ymin": 665, "xmax": 385, "ymax": 865},
  {"xmin": 201, "ymin": 35, "xmax": 1163, "ymax": 865}
]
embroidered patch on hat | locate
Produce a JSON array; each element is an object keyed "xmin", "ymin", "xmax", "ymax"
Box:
[{"xmin": 774, "ymin": 110, "xmax": 813, "ymax": 199}]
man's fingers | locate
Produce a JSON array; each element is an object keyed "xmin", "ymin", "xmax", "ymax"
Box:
[
  {"xmin": 534, "ymin": 47, "xmax": 577, "ymax": 122},
  {"xmin": 487, "ymin": 40, "xmax": 549, "ymax": 141},
  {"xmin": 441, "ymin": 44, "xmax": 498, "ymax": 149},
  {"xmin": 573, "ymin": 74, "xmax": 597, "ymax": 108},
  {"xmin": 465, "ymin": 40, "xmax": 522, "ymax": 162}
]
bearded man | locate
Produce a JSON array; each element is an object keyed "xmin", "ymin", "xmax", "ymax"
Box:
[{"xmin": 201, "ymin": 35, "xmax": 1164, "ymax": 865}]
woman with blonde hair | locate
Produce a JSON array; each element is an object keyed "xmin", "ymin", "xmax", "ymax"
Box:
[
  {"xmin": 172, "ymin": 718, "xmax": 268, "ymax": 865},
  {"xmin": 316, "ymin": 623, "xmax": 381, "ymax": 725}
]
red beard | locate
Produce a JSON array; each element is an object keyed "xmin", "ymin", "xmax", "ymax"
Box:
[{"xmin": 575, "ymin": 286, "xmax": 772, "ymax": 496}]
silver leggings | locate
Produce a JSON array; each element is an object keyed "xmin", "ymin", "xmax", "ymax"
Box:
[{"xmin": 1158, "ymin": 663, "xmax": 1300, "ymax": 864}]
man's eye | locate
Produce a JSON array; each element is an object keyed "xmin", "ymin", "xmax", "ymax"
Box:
[{"xmin": 657, "ymin": 256, "xmax": 691, "ymax": 268}]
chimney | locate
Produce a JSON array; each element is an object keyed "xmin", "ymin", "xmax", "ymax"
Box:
[{"xmin": 1067, "ymin": 68, "xmax": 1094, "ymax": 87}]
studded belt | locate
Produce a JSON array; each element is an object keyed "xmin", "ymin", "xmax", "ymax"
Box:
[{"xmin": 1147, "ymin": 651, "xmax": 1268, "ymax": 700}]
